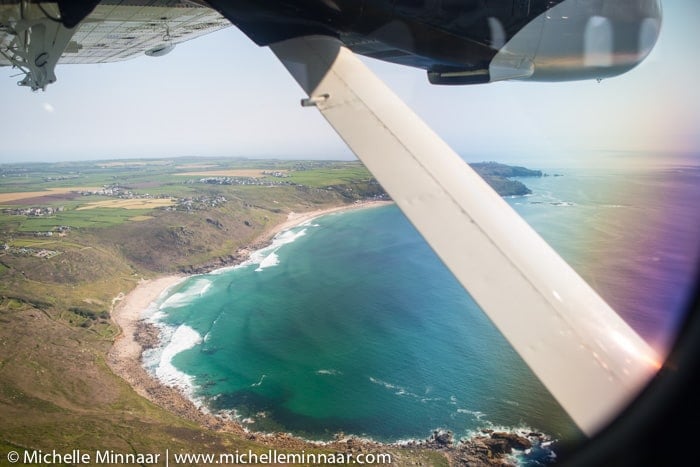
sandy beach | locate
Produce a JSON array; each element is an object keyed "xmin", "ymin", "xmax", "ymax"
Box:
[
  {"xmin": 108, "ymin": 275, "xmax": 184, "ymax": 395},
  {"xmin": 106, "ymin": 200, "xmax": 392, "ymax": 433},
  {"xmin": 257, "ymin": 200, "xmax": 392, "ymax": 244}
]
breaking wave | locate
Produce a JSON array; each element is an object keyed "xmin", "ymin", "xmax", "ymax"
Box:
[
  {"xmin": 159, "ymin": 278, "xmax": 213, "ymax": 310},
  {"xmin": 142, "ymin": 324, "xmax": 203, "ymax": 403}
]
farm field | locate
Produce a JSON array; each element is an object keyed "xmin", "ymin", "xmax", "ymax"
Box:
[
  {"xmin": 176, "ymin": 169, "xmax": 288, "ymax": 177},
  {"xmin": 76, "ymin": 198, "xmax": 175, "ymax": 210},
  {"xmin": 0, "ymin": 187, "xmax": 100, "ymax": 202}
]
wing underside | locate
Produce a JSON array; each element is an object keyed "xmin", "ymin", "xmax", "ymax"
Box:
[
  {"xmin": 0, "ymin": 1, "xmax": 229, "ymax": 89},
  {"xmin": 0, "ymin": 1, "xmax": 229, "ymax": 66}
]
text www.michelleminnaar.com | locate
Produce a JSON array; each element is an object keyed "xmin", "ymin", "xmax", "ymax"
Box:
[
  {"xmin": 170, "ymin": 450, "xmax": 392, "ymax": 465},
  {"xmin": 7, "ymin": 448, "xmax": 393, "ymax": 465}
]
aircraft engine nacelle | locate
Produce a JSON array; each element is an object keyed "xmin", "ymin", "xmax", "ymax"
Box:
[
  {"xmin": 207, "ymin": 0, "xmax": 664, "ymax": 86},
  {"xmin": 489, "ymin": 0, "xmax": 663, "ymax": 83}
]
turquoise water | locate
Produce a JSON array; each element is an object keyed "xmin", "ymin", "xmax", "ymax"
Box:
[{"xmin": 144, "ymin": 165, "xmax": 700, "ymax": 446}]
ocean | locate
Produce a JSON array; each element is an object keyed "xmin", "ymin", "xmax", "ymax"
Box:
[{"xmin": 142, "ymin": 164, "xmax": 700, "ymax": 452}]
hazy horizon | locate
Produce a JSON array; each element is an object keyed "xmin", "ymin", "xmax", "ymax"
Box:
[
  {"xmin": 1, "ymin": 1, "xmax": 699, "ymax": 168},
  {"xmin": 2, "ymin": 150, "xmax": 699, "ymax": 172}
]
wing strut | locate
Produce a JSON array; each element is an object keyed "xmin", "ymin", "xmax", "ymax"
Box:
[
  {"xmin": 0, "ymin": 3, "xmax": 77, "ymax": 91},
  {"xmin": 270, "ymin": 35, "xmax": 660, "ymax": 436}
]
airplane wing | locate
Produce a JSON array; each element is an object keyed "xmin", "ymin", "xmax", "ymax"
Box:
[
  {"xmin": 0, "ymin": 1, "xmax": 230, "ymax": 90},
  {"xmin": 270, "ymin": 35, "xmax": 661, "ymax": 436}
]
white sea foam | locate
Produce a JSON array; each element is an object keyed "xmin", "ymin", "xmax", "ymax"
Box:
[
  {"xmin": 465, "ymin": 423, "xmax": 542, "ymax": 438},
  {"xmin": 231, "ymin": 227, "xmax": 310, "ymax": 273},
  {"xmin": 299, "ymin": 220, "xmax": 320, "ymax": 227},
  {"xmin": 156, "ymin": 325, "xmax": 202, "ymax": 378},
  {"xmin": 277, "ymin": 228, "xmax": 308, "ymax": 245},
  {"xmin": 369, "ymin": 377, "xmax": 419, "ymax": 398},
  {"xmin": 158, "ymin": 293, "xmax": 190, "ymax": 309},
  {"xmin": 456, "ymin": 408, "xmax": 487, "ymax": 420},
  {"xmin": 142, "ymin": 300, "xmax": 164, "ymax": 322},
  {"xmin": 369, "ymin": 376, "xmax": 397, "ymax": 390},
  {"xmin": 144, "ymin": 324, "xmax": 203, "ymax": 401},
  {"xmin": 316, "ymin": 369, "xmax": 341, "ymax": 376},
  {"xmin": 199, "ymin": 281, "xmax": 212, "ymax": 296},
  {"xmin": 255, "ymin": 251, "xmax": 279, "ymax": 271},
  {"xmin": 208, "ymin": 264, "xmax": 240, "ymax": 275},
  {"xmin": 251, "ymin": 374, "xmax": 267, "ymax": 387},
  {"xmin": 209, "ymin": 220, "xmax": 319, "ymax": 276},
  {"xmin": 420, "ymin": 397, "xmax": 442, "ymax": 403},
  {"xmin": 139, "ymin": 278, "xmax": 187, "ymax": 322},
  {"xmin": 159, "ymin": 278, "xmax": 213, "ymax": 309}
]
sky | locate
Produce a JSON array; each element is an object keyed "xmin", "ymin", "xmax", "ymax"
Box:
[{"xmin": 0, "ymin": 1, "xmax": 698, "ymax": 167}]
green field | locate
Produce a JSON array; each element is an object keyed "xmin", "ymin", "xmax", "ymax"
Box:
[
  {"xmin": 285, "ymin": 164, "xmax": 373, "ymax": 186},
  {"xmin": 15, "ymin": 208, "xmax": 153, "ymax": 231}
]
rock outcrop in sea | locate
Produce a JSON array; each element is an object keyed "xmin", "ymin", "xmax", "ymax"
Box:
[{"xmin": 396, "ymin": 428, "xmax": 552, "ymax": 466}]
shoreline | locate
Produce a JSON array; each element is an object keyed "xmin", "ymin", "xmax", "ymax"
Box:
[
  {"xmin": 258, "ymin": 200, "xmax": 394, "ymax": 244},
  {"xmin": 178, "ymin": 200, "xmax": 393, "ymax": 275},
  {"xmin": 107, "ymin": 200, "xmax": 396, "ymax": 438},
  {"xmin": 106, "ymin": 199, "xmax": 548, "ymax": 464}
]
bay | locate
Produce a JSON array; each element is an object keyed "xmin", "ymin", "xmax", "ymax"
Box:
[{"xmin": 144, "ymin": 164, "xmax": 700, "ymax": 448}]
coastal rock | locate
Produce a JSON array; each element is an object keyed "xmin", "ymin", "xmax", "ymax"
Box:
[
  {"xmin": 427, "ymin": 429, "xmax": 454, "ymax": 447},
  {"xmin": 481, "ymin": 437, "xmax": 511, "ymax": 455},
  {"xmin": 453, "ymin": 451, "xmax": 514, "ymax": 467},
  {"xmin": 178, "ymin": 251, "xmax": 247, "ymax": 275},
  {"xmin": 133, "ymin": 321, "xmax": 160, "ymax": 350},
  {"xmin": 491, "ymin": 431, "xmax": 532, "ymax": 450},
  {"xmin": 441, "ymin": 429, "xmax": 545, "ymax": 466},
  {"xmin": 451, "ymin": 437, "xmax": 516, "ymax": 466}
]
